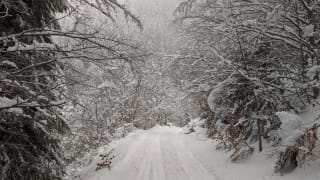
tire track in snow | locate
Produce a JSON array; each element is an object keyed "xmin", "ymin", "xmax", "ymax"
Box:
[
  {"xmin": 81, "ymin": 127, "xmax": 222, "ymax": 180},
  {"xmin": 172, "ymin": 134, "xmax": 219, "ymax": 180},
  {"xmin": 137, "ymin": 133, "xmax": 166, "ymax": 180},
  {"xmin": 80, "ymin": 132, "xmax": 149, "ymax": 180},
  {"xmin": 151, "ymin": 135, "xmax": 166, "ymax": 180},
  {"xmin": 160, "ymin": 133, "xmax": 190, "ymax": 180},
  {"xmin": 113, "ymin": 132, "xmax": 148, "ymax": 171},
  {"xmin": 136, "ymin": 140, "xmax": 152, "ymax": 180}
]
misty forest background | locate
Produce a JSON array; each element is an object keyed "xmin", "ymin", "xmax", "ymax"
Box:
[{"xmin": 1, "ymin": 0, "xmax": 320, "ymax": 179}]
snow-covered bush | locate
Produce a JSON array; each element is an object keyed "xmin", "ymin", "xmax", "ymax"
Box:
[
  {"xmin": 175, "ymin": 0, "xmax": 320, "ymax": 172},
  {"xmin": 275, "ymin": 112, "xmax": 319, "ymax": 174}
]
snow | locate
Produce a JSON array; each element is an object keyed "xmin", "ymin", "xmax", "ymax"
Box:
[
  {"xmin": 284, "ymin": 25, "xmax": 299, "ymax": 37},
  {"xmin": 0, "ymin": 97, "xmax": 17, "ymax": 108},
  {"xmin": 1, "ymin": 60, "xmax": 18, "ymax": 69},
  {"xmin": 198, "ymin": 83, "xmax": 212, "ymax": 92},
  {"xmin": 185, "ymin": 117, "xmax": 203, "ymax": 128},
  {"xmin": 114, "ymin": 127, "xmax": 125, "ymax": 138},
  {"xmin": 307, "ymin": 65, "xmax": 320, "ymax": 79},
  {"xmin": 235, "ymin": 117, "xmax": 248, "ymax": 127},
  {"xmin": 126, "ymin": 80, "xmax": 138, "ymax": 87},
  {"xmin": 207, "ymin": 82, "xmax": 223, "ymax": 110},
  {"xmin": 276, "ymin": 111, "xmax": 303, "ymax": 149},
  {"xmin": 276, "ymin": 111, "xmax": 302, "ymax": 138},
  {"xmin": 300, "ymin": 105, "xmax": 320, "ymax": 126},
  {"xmin": 207, "ymin": 73, "xmax": 236, "ymax": 111},
  {"xmin": 124, "ymin": 123, "xmax": 134, "ymax": 132},
  {"xmin": 266, "ymin": 5, "xmax": 282, "ymax": 23},
  {"xmin": 6, "ymin": 107, "xmax": 24, "ymax": 114},
  {"xmin": 6, "ymin": 40, "xmax": 56, "ymax": 52},
  {"xmin": 77, "ymin": 126, "xmax": 216, "ymax": 180},
  {"xmin": 113, "ymin": 124, "xmax": 135, "ymax": 139},
  {"xmin": 303, "ymin": 25, "xmax": 315, "ymax": 37},
  {"xmin": 280, "ymin": 129, "xmax": 304, "ymax": 151},
  {"xmin": 98, "ymin": 80, "xmax": 117, "ymax": 89},
  {"xmin": 36, "ymin": 122, "xmax": 50, "ymax": 135},
  {"xmin": 74, "ymin": 120, "xmax": 320, "ymax": 180},
  {"xmin": 106, "ymin": 66, "xmax": 119, "ymax": 70},
  {"xmin": 40, "ymin": 120, "xmax": 48, "ymax": 125}
]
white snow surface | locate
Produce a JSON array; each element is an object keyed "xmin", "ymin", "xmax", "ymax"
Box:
[
  {"xmin": 276, "ymin": 111, "xmax": 302, "ymax": 139},
  {"xmin": 74, "ymin": 121, "xmax": 320, "ymax": 180},
  {"xmin": 303, "ymin": 24, "xmax": 315, "ymax": 37},
  {"xmin": 0, "ymin": 97, "xmax": 17, "ymax": 108},
  {"xmin": 276, "ymin": 111, "xmax": 304, "ymax": 151}
]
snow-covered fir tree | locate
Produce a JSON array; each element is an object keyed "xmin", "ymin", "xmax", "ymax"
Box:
[{"xmin": 0, "ymin": 0, "xmax": 68, "ymax": 179}]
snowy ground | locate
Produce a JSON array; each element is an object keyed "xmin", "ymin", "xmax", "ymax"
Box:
[{"xmin": 75, "ymin": 124, "xmax": 320, "ymax": 180}]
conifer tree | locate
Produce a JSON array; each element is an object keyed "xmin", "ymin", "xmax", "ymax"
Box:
[{"xmin": 0, "ymin": 0, "xmax": 68, "ymax": 179}]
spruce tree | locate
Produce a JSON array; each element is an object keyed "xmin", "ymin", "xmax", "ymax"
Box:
[{"xmin": 0, "ymin": 0, "xmax": 68, "ymax": 179}]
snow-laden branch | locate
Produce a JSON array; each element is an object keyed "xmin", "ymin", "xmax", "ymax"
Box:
[
  {"xmin": 5, "ymin": 40, "xmax": 56, "ymax": 52},
  {"xmin": 0, "ymin": 96, "xmax": 66, "ymax": 111},
  {"xmin": 9, "ymin": 59, "xmax": 57, "ymax": 76},
  {"xmin": 210, "ymin": 47, "xmax": 291, "ymax": 91},
  {"xmin": 77, "ymin": 0, "xmax": 143, "ymax": 29},
  {"xmin": 0, "ymin": 3, "xmax": 10, "ymax": 19},
  {"xmin": 1, "ymin": 29, "xmax": 116, "ymax": 52},
  {"xmin": 300, "ymin": 0, "xmax": 320, "ymax": 12}
]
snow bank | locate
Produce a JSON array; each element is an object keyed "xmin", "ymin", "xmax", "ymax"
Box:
[
  {"xmin": 183, "ymin": 124, "xmax": 320, "ymax": 180},
  {"xmin": 276, "ymin": 112, "xmax": 303, "ymax": 151},
  {"xmin": 114, "ymin": 123, "xmax": 135, "ymax": 139},
  {"xmin": 276, "ymin": 111, "xmax": 302, "ymax": 138}
]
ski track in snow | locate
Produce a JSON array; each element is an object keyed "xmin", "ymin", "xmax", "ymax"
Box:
[{"xmin": 80, "ymin": 126, "xmax": 218, "ymax": 180}]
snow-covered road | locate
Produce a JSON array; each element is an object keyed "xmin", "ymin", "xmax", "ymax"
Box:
[
  {"xmin": 80, "ymin": 126, "xmax": 218, "ymax": 180},
  {"xmin": 77, "ymin": 125, "xmax": 320, "ymax": 180}
]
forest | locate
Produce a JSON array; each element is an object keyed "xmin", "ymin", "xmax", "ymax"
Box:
[{"xmin": 0, "ymin": 0, "xmax": 320, "ymax": 180}]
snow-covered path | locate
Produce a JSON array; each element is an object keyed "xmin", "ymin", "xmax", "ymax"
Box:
[
  {"xmin": 77, "ymin": 125, "xmax": 320, "ymax": 180},
  {"xmin": 79, "ymin": 126, "xmax": 218, "ymax": 180}
]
